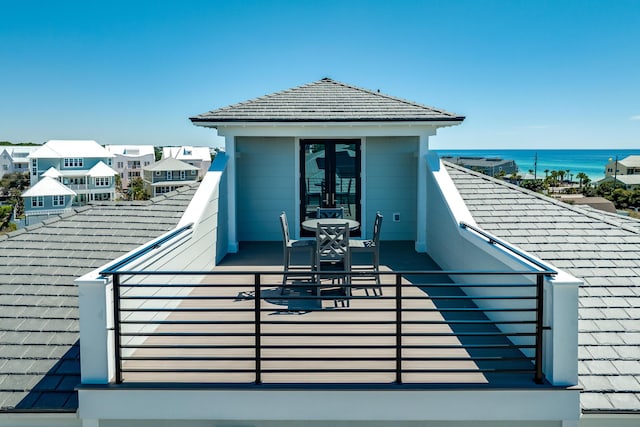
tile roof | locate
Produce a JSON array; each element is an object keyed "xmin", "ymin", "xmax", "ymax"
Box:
[
  {"xmin": 190, "ymin": 78, "xmax": 465, "ymax": 124},
  {"xmin": 0, "ymin": 184, "xmax": 197, "ymax": 412},
  {"xmin": 445, "ymin": 161, "xmax": 640, "ymax": 414}
]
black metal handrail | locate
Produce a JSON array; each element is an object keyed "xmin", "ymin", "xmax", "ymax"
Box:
[{"xmin": 103, "ymin": 268, "xmax": 550, "ymax": 387}]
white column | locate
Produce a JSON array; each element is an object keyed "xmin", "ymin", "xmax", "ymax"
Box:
[
  {"xmin": 415, "ymin": 133, "xmax": 429, "ymax": 252},
  {"xmin": 226, "ymin": 135, "xmax": 238, "ymax": 252},
  {"xmin": 76, "ymin": 275, "xmax": 111, "ymax": 383},
  {"xmin": 545, "ymin": 272, "xmax": 580, "ymax": 385}
]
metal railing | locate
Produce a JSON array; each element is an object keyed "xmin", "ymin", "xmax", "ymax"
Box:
[{"xmin": 101, "ymin": 267, "xmax": 553, "ymax": 387}]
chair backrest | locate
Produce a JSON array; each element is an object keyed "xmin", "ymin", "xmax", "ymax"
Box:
[
  {"xmin": 317, "ymin": 207, "xmax": 344, "ymax": 219},
  {"xmin": 279, "ymin": 211, "xmax": 291, "ymax": 245},
  {"xmin": 316, "ymin": 222, "xmax": 350, "ymax": 264},
  {"xmin": 372, "ymin": 212, "xmax": 383, "ymax": 245}
]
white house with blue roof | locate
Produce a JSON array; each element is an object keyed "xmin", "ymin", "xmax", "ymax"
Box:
[{"xmin": 28, "ymin": 140, "xmax": 118, "ymax": 205}]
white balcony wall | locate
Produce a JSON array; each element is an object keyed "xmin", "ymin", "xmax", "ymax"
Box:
[
  {"xmin": 76, "ymin": 155, "xmax": 229, "ymax": 384},
  {"xmin": 425, "ymin": 151, "xmax": 579, "ymax": 386}
]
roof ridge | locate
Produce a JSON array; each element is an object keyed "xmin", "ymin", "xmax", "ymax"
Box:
[{"xmin": 443, "ymin": 160, "xmax": 640, "ymax": 235}]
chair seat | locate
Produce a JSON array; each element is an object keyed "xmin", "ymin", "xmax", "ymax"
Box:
[
  {"xmin": 290, "ymin": 239, "xmax": 315, "ymax": 248},
  {"xmin": 349, "ymin": 239, "xmax": 375, "ymax": 250}
]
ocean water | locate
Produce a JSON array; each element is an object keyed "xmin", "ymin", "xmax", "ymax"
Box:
[{"xmin": 434, "ymin": 149, "xmax": 640, "ymax": 181}]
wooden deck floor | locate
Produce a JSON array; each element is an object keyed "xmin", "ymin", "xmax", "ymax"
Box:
[{"xmin": 119, "ymin": 242, "xmax": 539, "ymax": 387}]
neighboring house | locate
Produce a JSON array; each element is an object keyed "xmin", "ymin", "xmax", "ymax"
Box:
[
  {"xmin": 105, "ymin": 145, "xmax": 155, "ymax": 188},
  {"xmin": 142, "ymin": 156, "xmax": 199, "ymax": 197},
  {"xmin": 28, "ymin": 140, "xmax": 118, "ymax": 205},
  {"xmin": 73, "ymin": 79, "xmax": 584, "ymax": 427},
  {"xmin": 21, "ymin": 176, "xmax": 76, "ymax": 224},
  {"xmin": 0, "ymin": 145, "xmax": 39, "ymax": 178},
  {"xmin": 441, "ymin": 155, "xmax": 518, "ymax": 176},
  {"xmin": 162, "ymin": 145, "xmax": 212, "ymax": 178},
  {"xmin": 595, "ymin": 174, "xmax": 640, "ymax": 190},
  {"xmin": 445, "ymin": 161, "xmax": 640, "ymax": 425},
  {"xmin": 605, "ymin": 155, "xmax": 640, "ymax": 177},
  {"xmin": 0, "ymin": 185, "xmax": 198, "ymax": 426}
]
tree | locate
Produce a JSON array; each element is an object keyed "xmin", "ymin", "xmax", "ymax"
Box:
[
  {"xmin": 128, "ymin": 177, "xmax": 149, "ymax": 201},
  {"xmin": 557, "ymin": 170, "xmax": 566, "ymax": 185},
  {"xmin": 575, "ymin": 172, "xmax": 589, "ymax": 191}
]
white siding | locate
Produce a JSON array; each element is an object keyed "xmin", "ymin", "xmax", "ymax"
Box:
[
  {"xmin": 236, "ymin": 137, "xmax": 295, "ymax": 241},
  {"xmin": 364, "ymin": 136, "xmax": 418, "ymax": 240}
]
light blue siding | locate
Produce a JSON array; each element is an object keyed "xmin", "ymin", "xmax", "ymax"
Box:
[
  {"xmin": 364, "ymin": 137, "xmax": 418, "ymax": 240},
  {"xmin": 236, "ymin": 137, "xmax": 296, "ymax": 241}
]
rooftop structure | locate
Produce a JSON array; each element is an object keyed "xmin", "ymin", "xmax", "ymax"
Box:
[
  {"xmin": 441, "ymin": 155, "xmax": 518, "ymax": 177},
  {"xmin": 27, "ymin": 140, "xmax": 118, "ymax": 206},
  {"xmin": 105, "ymin": 145, "xmax": 155, "ymax": 188},
  {"xmin": 142, "ymin": 157, "xmax": 199, "ymax": 197},
  {"xmin": 162, "ymin": 146, "xmax": 212, "ymax": 179},
  {"xmin": 0, "ymin": 145, "xmax": 39, "ymax": 178},
  {"xmin": 605, "ymin": 155, "xmax": 640, "ymax": 177}
]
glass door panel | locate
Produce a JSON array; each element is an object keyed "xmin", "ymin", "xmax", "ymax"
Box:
[{"xmin": 300, "ymin": 139, "xmax": 360, "ymax": 236}]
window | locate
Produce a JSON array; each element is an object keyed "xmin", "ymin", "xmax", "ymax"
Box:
[
  {"xmin": 117, "ymin": 161, "xmax": 123, "ymax": 168},
  {"xmin": 31, "ymin": 159, "xmax": 37, "ymax": 175},
  {"xmin": 63, "ymin": 158, "xmax": 83, "ymax": 168},
  {"xmin": 128, "ymin": 160, "xmax": 141, "ymax": 169},
  {"xmin": 155, "ymin": 171, "xmax": 161, "ymax": 176},
  {"xmin": 180, "ymin": 170, "xmax": 185, "ymax": 180},
  {"xmin": 191, "ymin": 170, "xmax": 197, "ymax": 175},
  {"xmin": 52, "ymin": 195, "xmax": 64, "ymax": 206},
  {"xmin": 32, "ymin": 196, "xmax": 44, "ymax": 208},
  {"xmin": 144, "ymin": 161, "xmax": 150, "ymax": 166},
  {"xmin": 2, "ymin": 165, "xmax": 7, "ymax": 171},
  {"xmin": 95, "ymin": 177, "xmax": 110, "ymax": 187},
  {"xmin": 166, "ymin": 171, "xmax": 173, "ymax": 180}
]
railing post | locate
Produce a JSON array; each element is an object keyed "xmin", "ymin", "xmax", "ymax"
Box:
[
  {"xmin": 112, "ymin": 273, "xmax": 123, "ymax": 384},
  {"xmin": 395, "ymin": 273, "xmax": 402, "ymax": 384},
  {"xmin": 254, "ymin": 273, "xmax": 262, "ymax": 384},
  {"xmin": 534, "ymin": 273, "xmax": 545, "ymax": 384}
]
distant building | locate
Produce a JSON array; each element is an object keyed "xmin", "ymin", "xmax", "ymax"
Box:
[
  {"xmin": 162, "ymin": 146, "xmax": 212, "ymax": 178},
  {"xmin": 105, "ymin": 145, "xmax": 155, "ymax": 188},
  {"xmin": 28, "ymin": 140, "xmax": 118, "ymax": 205},
  {"xmin": 21, "ymin": 176, "xmax": 76, "ymax": 224},
  {"xmin": 142, "ymin": 157, "xmax": 199, "ymax": 197},
  {"xmin": 604, "ymin": 155, "xmax": 640, "ymax": 177},
  {"xmin": 596, "ymin": 174, "xmax": 640, "ymax": 190},
  {"xmin": 440, "ymin": 155, "xmax": 518, "ymax": 176},
  {"xmin": 0, "ymin": 145, "xmax": 39, "ymax": 178}
]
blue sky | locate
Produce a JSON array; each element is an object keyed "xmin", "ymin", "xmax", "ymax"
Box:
[{"xmin": 1, "ymin": 0, "xmax": 638, "ymax": 149}]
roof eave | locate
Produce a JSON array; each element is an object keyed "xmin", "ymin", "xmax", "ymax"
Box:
[{"xmin": 190, "ymin": 117, "xmax": 465, "ymax": 128}]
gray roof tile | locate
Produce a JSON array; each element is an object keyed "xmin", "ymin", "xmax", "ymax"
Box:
[
  {"xmin": 0, "ymin": 184, "xmax": 197, "ymax": 412},
  {"xmin": 447, "ymin": 162, "xmax": 640, "ymax": 414},
  {"xmin": 191, "ymin": 78, "xmax": 464, "ymax": 124}
]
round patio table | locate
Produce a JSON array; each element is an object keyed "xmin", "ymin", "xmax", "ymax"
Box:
[{"xmin": 301, "ymin": 218, "xmax": 360, "ymax": 232}]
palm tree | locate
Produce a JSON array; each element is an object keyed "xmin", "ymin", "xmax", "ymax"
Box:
[
  {"xmin": 576, "ymin": 172, "xmax": 589, "ymax": 191},
  {"xmin": 544, "ymin": 169, "xmax": 549, "ymax": 179},
  {"xmin": 558, "ymin": 170, "xmax": 566, "ymax": 186}
]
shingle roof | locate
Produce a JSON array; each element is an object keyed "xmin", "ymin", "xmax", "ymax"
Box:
[
  {"xmin": 445, "ymin": 161, "xmax": 640, "ymax": 414},
  {"xmin": 190, "ymin": 78, "xmax": 465, "ymax": 123},
  {"xmin": 0, "ymin": 184, "xmax": 197, "ymax": 412}
]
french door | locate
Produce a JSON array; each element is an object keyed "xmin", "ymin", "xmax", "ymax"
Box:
[{"xmin": 300, "ymin": 139, "xmax": 361, "ymax": 236}]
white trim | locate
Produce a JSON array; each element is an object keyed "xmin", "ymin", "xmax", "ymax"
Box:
[
  {"xmin": 415, "ymin": 132, "xmax": 431, "ymax": 252},
  {"xmin": 78, "ymin": 387, "xmax": 579, "ymax": 422}
]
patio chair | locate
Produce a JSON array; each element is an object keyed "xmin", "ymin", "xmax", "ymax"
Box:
[
  {"xmin": 350, "ymin": 212, "xmax": 383, "ymax": 296},
  {"xmin": 316, "ymin": 207, "xmax": 345, "ymax": 219},
  {"xmin": 316, "ymin": 222, "xmax": 351, "ymax": 307},
  {"xmin": 279, "ymin": 212, "xmax": 315, "ymax": 292}
]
